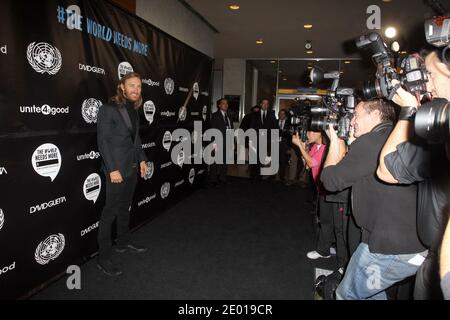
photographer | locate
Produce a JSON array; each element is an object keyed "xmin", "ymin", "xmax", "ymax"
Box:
[
  {"xmin": 377, "ymin": 47, "xmax": 450, "ymax": 299},
  {"xmin": 320, "ymin": 99, "xmax": 426, "ymax": 300},
  {"xmin": 292, "ymin": 130, "xmax": 334, "ymax": 260}
]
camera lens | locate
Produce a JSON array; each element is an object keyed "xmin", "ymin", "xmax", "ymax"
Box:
[
  {"xmin": 311, "ymin": 116, "xmax": 338, "ymax": 132},
  {"xmin": 415, "ymin": 99, "xmax": 449, "ymax": 143},
  {"xmin": 362, "ymin": 79, "xmax": 382, "ymax": 99}
]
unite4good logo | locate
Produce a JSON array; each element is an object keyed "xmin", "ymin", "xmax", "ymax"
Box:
[
  {"xmin": 83, "ymin": 173, "xmax": 101, "ymax": 203},
  {"xmin": 35, "ymin": 234, "xmax": 66, "ymax": 265},
  {"xmin": 82, "ymin": 98, "xmax": 102, "ymax": 124},
  {"xmin": 27, "ymin": 42, "xmax": 62, "ymax": 75},
  {"xmin": 31, "ymin": 143, "xmax": 62, "ymax": 182}
]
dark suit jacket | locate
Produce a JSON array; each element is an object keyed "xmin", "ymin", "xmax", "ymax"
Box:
[
  {"xmin": 97, "ymin": 102, "xmax": 147, "ymax": 177},
  {"xmin": 250, "ymin": 110, "xmax": 278, "ymax": 130},
  {"xmin": 210, "ymin": 110, "xmax": 231, "ymax": 136}
]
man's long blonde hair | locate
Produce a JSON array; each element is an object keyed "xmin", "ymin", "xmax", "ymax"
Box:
[{"xmin": 111, "ymin": 72, "xmax": 143, "ymax": 109}]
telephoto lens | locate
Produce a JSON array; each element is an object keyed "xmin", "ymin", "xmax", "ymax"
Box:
[
  {"xmin": 310, "ymin": 116, "xmax": 338, "ymax": 132},
  {"xmin": 362, "ymin": 77, "xmax": 391, "ymax": 99},
  {"xmin": 415, "ymin": 98, "xmax": 449, "ymax": 143}
]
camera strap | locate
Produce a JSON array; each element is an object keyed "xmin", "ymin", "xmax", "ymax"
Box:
[{"xmin": 398, "ymin": 106, "xmax": 418, "ymax": 121}]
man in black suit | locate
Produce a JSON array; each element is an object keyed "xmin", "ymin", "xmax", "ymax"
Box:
[
  {"xmin": 96, "ymin": 72, "xmax": 148, "ymax": 276},
  {"xmin": 209, "ymin": 98, "xmax": 233, "ymax": 185},
  {"xmin": 249, "ymin": 98, "xmax": 278, "ymax": 179}
]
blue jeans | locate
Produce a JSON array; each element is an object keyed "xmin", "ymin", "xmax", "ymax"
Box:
[{"xmin": 336, "ymin": 243, "xmax": 424, "ymax": 300}]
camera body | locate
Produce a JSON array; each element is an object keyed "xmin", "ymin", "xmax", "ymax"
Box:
[
  {"xmin": 296, "ymin": 68, "xmax": 356, "ymax": 141},
  {"xmin": 356, "ymin": 33, "xmax": 429, "ymax": 100},
  {"xmin": 309, "ymin": 87, "xmax": 355, "ymax": 140}
]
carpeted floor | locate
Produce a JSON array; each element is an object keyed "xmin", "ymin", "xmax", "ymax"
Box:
[{"xmin": 33, "ymin": 177, "xmax": 337, "ymax": 300}]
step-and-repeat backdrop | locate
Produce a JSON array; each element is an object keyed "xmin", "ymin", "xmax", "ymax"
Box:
[{"xmin": 0, "ymin": 0, "xmax": 212, "ymax": 299}]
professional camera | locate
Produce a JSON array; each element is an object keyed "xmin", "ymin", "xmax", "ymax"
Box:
[
  {"xmin": 414, "ymin": 0, "xmax": 450, "ymax": 143},
  {"xmin": 289, "ymin": 99, "xmax": 312, "ymax": 142},
  {"xmin": 356, "ymin": 33, "xmax": 429, "ymax": 101},
  {"xmin": 424, "ymin": 0, "xmax": 449, "ymax": 68},
  {"xmin": 308, "ymin": 67, "xmax": 355, "ymax": 140}
]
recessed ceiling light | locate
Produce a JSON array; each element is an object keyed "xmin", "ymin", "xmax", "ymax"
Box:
[
  {"xmin": 400, "ymin": 51, "xmax": 407, "ymax": 54},
  {"xmin": 256, "ymin": 39, "xmax": 264, "ymax": 45},
  {"xmin": 344, "ymin": 60, "xmax": 351, "ymax": 64},
  {"xmin": 304, "ymin": 24, "xmax": 313, "ymax": 29},
  {"xmin": 229, "ymin": 5, "xmax": 240, "ymax": 10},
  {"xmin": 307, "ymin": 66, "xmax": 313, "ymax": 69},
  {"xmin": 283, "ymin": 78, "xmax": 288, "ymax": 81},
  {"xmin": 270, "ymin": 60, "xmax": 276, "ymax": 64},
  {"xmin": 306, "ymin": 50, "xmax": 313, "ymax": 54}
]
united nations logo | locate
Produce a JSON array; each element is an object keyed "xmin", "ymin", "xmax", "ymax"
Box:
[
  {"xmin": 193, "ymin": 82, "xmax": 200, "ymax": 100},
  {"xmin": 160, "ymin": 182, "xmax": 171, "ymax": 199},
  {"xmin": 164, "ymin": 78, "xmax": 175, "ymax": 95},
  {"xmin": 178, "ymin": 106, "xmax": 187, "ymax": 122},
  {"xmin": 188, "ymin": 168, "xmax": 195, "ymax": 184},
  {"xmin": 27, "ymin": 42, "xmax": 62, "ymax": 75},
  {"xmin": 144, "ymin": 161, "xmax": 154, "ymax": 180},
  {"xmin": 0, "ymin": 208, "xmax": 4, "ymax": 230},
  {"xmin": 82, "ymin": 98, "xmax": 102, "ymax": 124},
  {"xmin": 34, "ymin": 233, "xmax": 65, "ymax": 265},
  {"xmin": 202, "ymin": 105, "xmax": 208, "ymax": 121}
]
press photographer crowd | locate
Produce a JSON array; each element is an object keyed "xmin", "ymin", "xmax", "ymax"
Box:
[{"xmin": 212, "ymin": 3, "xmax": 449, "ymax": 300}]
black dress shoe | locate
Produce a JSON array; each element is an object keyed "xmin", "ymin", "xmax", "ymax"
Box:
[
  {"xmin": 115, "ymin": 243, "xmax": 148, "ymax": 253},
  {"xmin": 97, "ymin": 259, "xmax": 122, "ymax": 277}
]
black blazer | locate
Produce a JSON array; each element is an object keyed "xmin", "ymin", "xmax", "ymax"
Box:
[
  {"xmin": 210, "ymin": 110, "xmax": 231, "ymax": 136},
  {"xmin": 97, "ymin": 102, "xmax": 147, "ymax": 177},
  {"xmin": 250, "ymin": 110, "xmax": 278, "ymax": 130}
]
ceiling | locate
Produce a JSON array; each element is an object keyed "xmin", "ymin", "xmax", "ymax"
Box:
[{"xmin": 184, "ymin": 0, "xmax": 435, "ymax": 61}]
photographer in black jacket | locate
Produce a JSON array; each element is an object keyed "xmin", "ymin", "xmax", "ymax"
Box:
[
  {"xmin": 321, "ymin": 99, "xmax": 426, "ymax": 300},
  {"xmin": 377, "ymin": 47, "xmax": 450, "ymax": 299}
]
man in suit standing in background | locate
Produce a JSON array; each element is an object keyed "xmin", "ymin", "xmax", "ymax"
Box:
[
  {"xmin": 250, "ymin": 98, "xmax": 278, "ymax": 180},
  {"xmin": 209, "ymin": 98, "xmax": 232, "ymax": 186},
  {"xmin": 96, "ymin": 72, "xmax": 149, "ymax": 277}
]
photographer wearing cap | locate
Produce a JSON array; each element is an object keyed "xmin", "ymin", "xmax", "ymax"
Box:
[
  {"xmin": 320, "ymin": 99, "xmax": 426, "ymax": 300},
  {"xmin": 377, "ymin": 47, "xmax": 450, "ymax": 299}
]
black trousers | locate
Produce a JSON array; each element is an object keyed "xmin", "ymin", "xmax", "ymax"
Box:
[
  {"xmin": 316, "ymin": 195, "xmax": 335, "ymax": 256},
  {"xmin": 332, "ymin": 202, "xmax": 348, "ymax": 268},
  {"xmin": 98, "ymin": 173, "xmax": 137, "ymax": 261}
]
